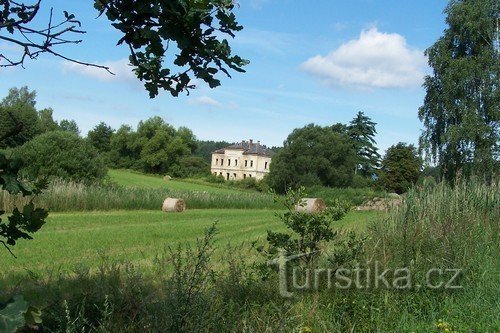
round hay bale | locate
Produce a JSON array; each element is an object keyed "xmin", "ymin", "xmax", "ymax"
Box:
[
  {"xmin": 162, "ymin": 198, "xmax": 186, "ymax": 212},
  {"xmin": 163, "ymin": 175, "xmax": 172, "ymax": 181},
  {"xmin": 295, "ymin": 198, "xmax": 326, "ymax": 213}
]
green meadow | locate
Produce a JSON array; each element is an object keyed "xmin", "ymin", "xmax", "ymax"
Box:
[{"xmin": 1, "ymin": 208, "xmax": 379, "ymax": 283}]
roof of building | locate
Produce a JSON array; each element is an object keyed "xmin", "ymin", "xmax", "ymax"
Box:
[{"xmin": 213, "ymin": 140, "xmax": 274, "ymax": 157}]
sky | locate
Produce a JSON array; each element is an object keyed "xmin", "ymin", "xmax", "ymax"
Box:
[{"xmin": 0, "ymin": 0, "xmax": 450, "ymax": 152}]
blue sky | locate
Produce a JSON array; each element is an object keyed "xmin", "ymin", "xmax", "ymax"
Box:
[{"xmin": 0, "ymin": 0, "xmax": 449, "ymax": 152}]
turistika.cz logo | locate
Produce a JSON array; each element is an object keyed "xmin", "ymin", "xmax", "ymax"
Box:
[{"xmin": 268, "ymin": 251, "xmax": 463, "ymax": 298}]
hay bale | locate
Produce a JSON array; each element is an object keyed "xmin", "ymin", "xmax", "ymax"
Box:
[
  {"xmin": 162, "ymin": 198, "xmax": 186, "ymax": 212},
  {"xmin": 295, "ymin": 198, "xmax": 326, "ymax": 213},
  {"xmin": 163, "ymin": 175, "xmax": 172, "ymax": 181}
]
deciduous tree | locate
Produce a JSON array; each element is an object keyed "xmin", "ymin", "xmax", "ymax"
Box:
[
  {"xmin": 419, "ymin": 0, "xmax": 499, "ymax": 182},
  {"xmin": 268, "ymin": 124, "xmax": 357, "ymax": 192},
  {"xmin": 0, "ymin": 0, "xmax": 248, "ymax": 97},
  {"xmin": 380, "ymin": 143, "xmax": 421, "ymax": 194}
]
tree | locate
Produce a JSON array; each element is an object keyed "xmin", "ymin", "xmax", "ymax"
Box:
[
  {"xmin": 380, "ymin": 143, "xmax": 421, "ymax": 194},
  {"xmin": 58, "ymin": 119, "xmax": 80, "ymax": 136},
  {"xmin": 0, "ymin": 0, "xmax": 248, "ymax": 98},
  {"xmin": 109, "ymin": 124, "xmax": 140, "ymax": 169},
  {"xmin": 194, "ymin": 140, "xmax": 230, "ymax": 162},
  {"xmin": 347, "ymin": 111, "xmax": 381, "ymax": 177},
  {"xmin": 0, "ymin": 86, "xmax": 40, "ymax": 148},
  {"xmin": 419, "ymin": 0, "xmax": 499, "ymax": 182},
  {"xmin": 170, "ymin": 156, "xmax": 210, "ymax": 178},
  {"xmin": 15, "ymin": 131, "xmax": 107, "ymax": 183},
  {"xmin": 37, "ymin": 108, "xmax": 59, "ymax": 133},
  {"xmin": 267, "ymin": 124, "xmax": 357, "ymax": 193},
  {"xmin": 87, "ymin": 122, "xmax": 115, "ymax": 153}
]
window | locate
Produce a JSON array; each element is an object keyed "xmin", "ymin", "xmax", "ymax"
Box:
[
  {"xmin": 216, "ymin": 158, "xmax": 218, "ymax": 165},
  {"xmin": 228, "ymin": 159, "xmax": 231, "ymax": 166},
  {"xmin": 248, "ymin": 174, "xmax": 252, "ymax": 178},
  {"xmin": 221, "ymin": 158, "xmax": 224, "ymax": 166},
  {"xmin": 243, "ymin": 174, "xmax": 246, "ymax": 179},
  {"xmin": 235, "ymin": 160, "xmax": 238, "ymax": 166},
  {"xmin": 226, "ymin": 173, "xmax": 230, "ymax": 180},
  {"xmin": 250, "ymin": 160, "xmax": 254, "ymax": 167},
  {"xmin": 265, "ymin": 161, "xmax": 268, "ymax": 169},
  {"xmin": 233, "ymin": 173, "xmax": 237, "ymax": 178},
  {"xmin": 245, "ymin": 160, "xmax": 248, "ymax": 167}
]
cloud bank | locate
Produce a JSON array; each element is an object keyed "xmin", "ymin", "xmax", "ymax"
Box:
[{"xmin": 301, "ymin": 28, "xmax": 427, "ymax": 89}]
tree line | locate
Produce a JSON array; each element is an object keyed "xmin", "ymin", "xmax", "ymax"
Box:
[{"xmin": 0, "ymin": 86, "xmax": 422, "ymax": 194}]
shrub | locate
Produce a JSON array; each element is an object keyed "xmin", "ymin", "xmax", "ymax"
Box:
[
  {"xmin": 15, "ymin": 131, "xmax": 106, "ymax": 183},
  {"xmin": 261, "ymin": 187, "xmax": 351, "ymax": 265}
]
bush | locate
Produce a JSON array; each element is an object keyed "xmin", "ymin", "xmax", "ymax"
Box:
[
  {"xmin": 15, "ymin": 131, "xmax": 107, "ymax": 183},
  {"xmin": 205, "ymin": 174, "xmax": 225, "ymax": 184}
]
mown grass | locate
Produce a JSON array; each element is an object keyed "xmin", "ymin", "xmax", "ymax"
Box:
[
  {"xmin": 0, "ymin": 209, "xmax": 379, "ymax": 283},
  {"xmin": 108, "ymin": 169, "xmax": 243, "ymax": 194}
]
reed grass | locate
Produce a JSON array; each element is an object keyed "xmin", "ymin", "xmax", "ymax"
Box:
[{"xmin": 1, "ymin": 179, "xmax": 280, "ymax": 212}]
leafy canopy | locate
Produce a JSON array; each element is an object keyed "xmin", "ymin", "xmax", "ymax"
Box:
[
  {"xmin": 0, "ymin": 1, "xmax": 248, "ymax": 98},
  {"xmin": 418, "ymin": 0, "xmax": 499, "ymax": 182},
  {"xmin": 380, "ymin": 143, "xmax": 421, "ymax": 194},
  {"xmin": 15, "ymin": 131, "xmax": 107, "ymax": 183},
  {"xmin": 267, "ymin": 124, "xmax": 357, "ymax": 193}
]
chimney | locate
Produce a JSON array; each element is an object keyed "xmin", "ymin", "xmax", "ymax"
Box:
[{"xmin": 249, "ymin": 139, "xmax": 253, "ymax": 147}]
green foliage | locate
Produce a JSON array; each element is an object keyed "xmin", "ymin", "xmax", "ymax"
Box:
[
  {"xmin": 419, "ymin": 0, "xmax": 499, "ymax": 182},
  {"xmin": 347, "ymin": 111, "xmax": 381, "ymax": 177},
  {"xmin": 306, "ymin": 185, "xmax": 385, "ymax": 206},
  {"xmin": 37, "ymin": 108, "xmax": 59, "ymax": 133},
  {"xmin": 194, "ymin": 140, "xmax": 230, "ymax": 163},
  {"xmin": 94, "ymin": 0, "xmax": 249, "ymax": 97},
  {"xmin": 87, "ymin": 121, "xmax": 114, "ymax": 153},
  {"xmin": 0, "ymin": 152, "xmax": 48, "ymax": 255},
  {"xmin": 0, "ymin": 86, "xmax": 40, "ymax": 148},
  {"xmin": 108, "ymin": 125, "xmax": 139, "ymax": 168},
  {"xmin": 58, "ymin": 119, "xmax": 80, "ymax": 136},
  {"xmin": 380, "ymin": 142, "xmax": 422, "ymax": 194},
  {"xmin": 0, "ymin": 295, "xmax": 42, "ymax": 333},
  {"xmin": 205, "ymin": 173, "xmax": 226, "ymax": 184},
  {"xmin": 264, "ymin": 187, "xmax": 351, "ymax": 265},
  {"xmin": 15, "ymin": 131, "xmax": 106, "ymax": 183},
  {"xmin": 108, "ymin": 117, "xmax": 197, "ymax": 175},
  {"xmin": 267, "ymin": 123, "xmax": 357, "ymax": 193},
  {"xmin": 170, "ymin": 156, "xmax": 210, "ymax": 178}
]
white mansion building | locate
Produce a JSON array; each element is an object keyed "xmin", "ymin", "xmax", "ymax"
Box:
[{"xmin": 211, "ymin": 140, "xmax": 273, "ymax": 180}]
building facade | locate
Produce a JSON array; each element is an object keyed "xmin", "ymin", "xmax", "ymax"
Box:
[{"xmin": 211, "ymin": 140, "xmax": 273, "ymax": 180}]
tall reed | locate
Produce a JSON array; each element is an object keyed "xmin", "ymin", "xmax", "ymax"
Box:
[{"xmin": 0, "ymin": 179, "xmax": 280, "ymax": 212}]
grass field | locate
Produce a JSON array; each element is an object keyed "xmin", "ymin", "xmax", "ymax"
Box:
[
  {"xmin": 1, "ymin": 209, "xmax": 381, "ymax": 284},
  {"xmin": 107, "ymin": 169, "xmax": 242, "ymax": 194}
]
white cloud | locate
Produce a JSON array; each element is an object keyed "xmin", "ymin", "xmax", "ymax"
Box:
[
  {"xmin": 62, "ymin": 58, "xmax": 135, "ymax": 83},
  {"xmin": 301, "ymin": 28, "xmax": 427, "ymax": 89},
  {"xmin": 189, "ymin": 95, "xmax": 221, "ymax": 107}
]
